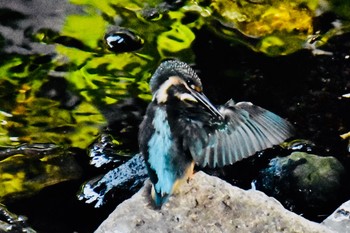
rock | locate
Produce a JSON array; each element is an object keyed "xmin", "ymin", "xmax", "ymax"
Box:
[
  {"xmin": 79, "ymin": 153, "xmax": 148, "ymax": 208},
  {"xmin": 95, "ymin": 171, "xmax": 334, "ymax": 233},
  {"xmin": 105, "ymin": 28, "xmax": 144, "ymax": 53},
  {"xmin": 257, "ymin": 152, "xmax": 346, "ymax": 216},
  {"xmin": 0, "ymin": 203, "xmax": 36, "ymax": 232},
  {"xmin": 322, "ymin": 200, "xmax": 350, "ymax": 233}
]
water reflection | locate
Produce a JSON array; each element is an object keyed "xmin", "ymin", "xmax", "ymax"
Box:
[{"xmin": 0, "ymin": 0, "xmax": 350, "ymax": 232}]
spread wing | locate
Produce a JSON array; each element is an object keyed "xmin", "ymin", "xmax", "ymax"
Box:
[{"xmin": 183, "ymin": 100, "xmax": 294, "ymax": 168}]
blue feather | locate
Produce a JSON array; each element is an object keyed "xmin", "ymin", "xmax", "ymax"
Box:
[{"xmin": 148, "ymin": 108, "xmax": 176, "ymax": 206}]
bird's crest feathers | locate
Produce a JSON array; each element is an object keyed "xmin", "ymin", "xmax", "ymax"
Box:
[{"xmin": 150, "ymin": 60, "xmax": 202, "ymax": 94}]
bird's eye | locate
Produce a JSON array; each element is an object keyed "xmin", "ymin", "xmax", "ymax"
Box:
[
  {"xmin": 186, "ymin": 80, "xmax": 195, "ymax": 89},
  {"xmin": 185, "ymin": 79, "xmax": 202, "ymax": 92}
]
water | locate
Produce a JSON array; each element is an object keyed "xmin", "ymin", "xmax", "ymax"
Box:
[{"xmin": 0, "ymin": 0, "xmax": 350, "ymax": 232}]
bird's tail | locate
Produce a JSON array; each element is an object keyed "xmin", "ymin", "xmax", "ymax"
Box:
[{"xmin": 151, "ymin": 185, "xmax": 170, "ymax": 208}]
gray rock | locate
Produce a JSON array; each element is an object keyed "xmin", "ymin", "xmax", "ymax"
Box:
[
  {"xmin": 258, "ymin": 152, "xmax": 346, "ymax": 214},
  {"xmin": 322, "ymin": 200, "xmax": 350, "ymax": 233},
  {"xmin": 0, "ymin": 203, "xmax": 36, "ymax": 233},
  {"xmin": 95, "ymin": 171, "xmax": 334, "ymax": 233}
]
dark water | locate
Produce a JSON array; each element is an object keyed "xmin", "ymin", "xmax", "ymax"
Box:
[{"xmin": 0, "ymin": 0, "xmax": 350, "ymax": 232}]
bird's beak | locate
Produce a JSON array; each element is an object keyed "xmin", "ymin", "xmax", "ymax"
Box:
[{"xmin": 189, "ymin": 89, "xmax": 223, "ymax": 119}]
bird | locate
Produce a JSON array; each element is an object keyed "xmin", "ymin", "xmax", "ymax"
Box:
[{"xmin": 138, "ymin": 59, "xmax": 294, "ymax": 207}]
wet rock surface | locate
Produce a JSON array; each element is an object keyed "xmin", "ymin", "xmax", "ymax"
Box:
[
  {"xmin": 105, "ymin": 28, "xmax": 144, "ymax": 53},
  {"xmin": 257, "ymin": 152, "xmax": 347, "ymax": 218},
  {"xmin": 79, "ymin": 153, "xmax": 148, "ymax": 208},
  {"xmin": 0, "ymin": 203, "xmax": 35, "ymax": 233},
  {"xmin": 96, "ymin": 171, "xmax": 334, "ymax": 233}
]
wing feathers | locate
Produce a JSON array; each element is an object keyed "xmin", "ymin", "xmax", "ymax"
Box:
[{"xmin": 187, "ymin": 101, "xmax": 294, "ymax": 168}]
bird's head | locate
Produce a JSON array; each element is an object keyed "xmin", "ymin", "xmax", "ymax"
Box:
[{"xmin": 149, "ymin": 60, "xmax": 222, "ymax": 118}]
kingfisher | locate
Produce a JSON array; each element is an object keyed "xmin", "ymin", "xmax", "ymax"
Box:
[{"xmin": 138, "ymin": 60, "xmax": 294, "ymax": 207}]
